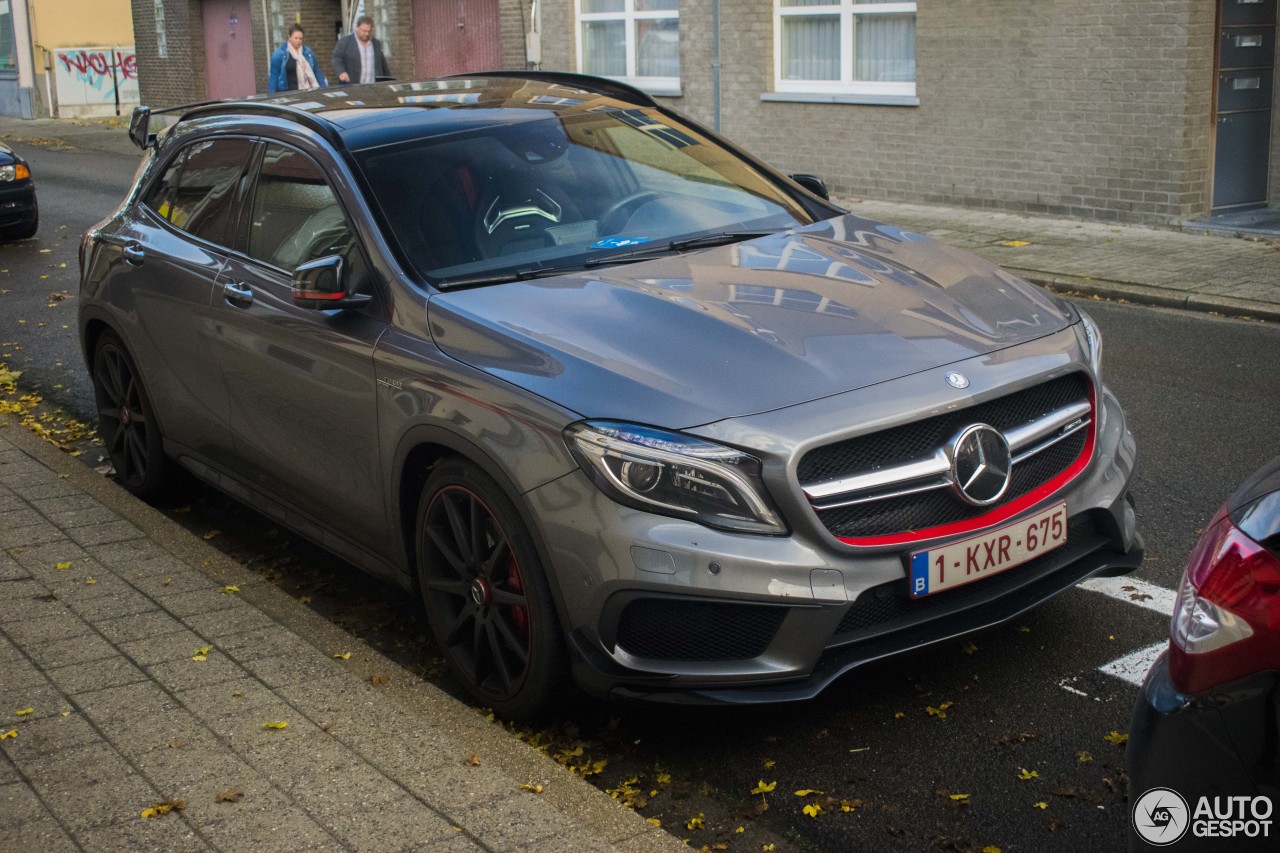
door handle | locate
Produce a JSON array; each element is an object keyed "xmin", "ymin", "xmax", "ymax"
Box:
[
  {"xmin": 223, "ymin": 281, "xmax": 254, "ymax": 306},
  {"xmin": 122, "ymin": 243, "xmax": 145, "ymax": 266}
]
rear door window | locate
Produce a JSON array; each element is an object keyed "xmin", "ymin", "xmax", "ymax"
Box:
[{"xmin": 151, "ymin": 138, "xmax": 255, "ymax": 246}]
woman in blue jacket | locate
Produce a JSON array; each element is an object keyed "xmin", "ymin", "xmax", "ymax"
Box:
[{"xmin": 268, "ymin": 24, "xmax": 327, "ymax": 93}]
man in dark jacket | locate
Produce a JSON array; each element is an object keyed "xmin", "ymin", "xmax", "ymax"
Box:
[{"xmin": 332, "ymin": 15, "xmax": 392, "ymax": 84}]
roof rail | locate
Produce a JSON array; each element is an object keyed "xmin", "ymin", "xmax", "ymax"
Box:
[
  {"xmin": 176, "ymin": 100, "xmax": 345, "ymax": 147},
  {"xmin": 444, "ymin": 70, "xmax": 657, "ymax": 108}
]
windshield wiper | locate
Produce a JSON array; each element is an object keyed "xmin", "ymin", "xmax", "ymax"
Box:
[
  {"xmin": 436, "ymin": 263, "xmax": 587, "ymax": 288},
  {"xmin": 583, "ymin": 229, "xmax": 786, "ymax": 268}
]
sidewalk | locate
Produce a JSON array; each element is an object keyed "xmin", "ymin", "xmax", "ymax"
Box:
[
  {"xmin": 842, "ymin": 197, "xmax": 1280, "ymax": 322},
  {"xmin": 0, "ymin": 419, "xmax": 681, "ymax": 853}
]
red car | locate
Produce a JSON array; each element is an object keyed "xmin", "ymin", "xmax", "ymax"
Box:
[{"xmin": 1127, "ymin": 457, "xmax": 1280, "ymax": 850}]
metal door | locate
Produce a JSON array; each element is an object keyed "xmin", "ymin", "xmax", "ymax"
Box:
[
  {"xmin": 1214, "ymin": 0, "xmax": 1277, "ymax": 209},
  {"xmin": 413, "ymin": 0, "xmax": 502, "ymax": 79},
  {"xmin": 202, "ymin": 0, "xmax": 257, "ymax": 99}
]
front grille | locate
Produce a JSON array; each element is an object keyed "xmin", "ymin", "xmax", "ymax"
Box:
[
  {"xmin": 615, "ymin": 598, "xmax": 787, "ymax": 661},
  {"xmin": 830, "ymin": 512, "xmax": 1107, "ymax": 647},
  {"xmin": 800, "ymin": 374, "xmax": 1091, "ymax": 540}
]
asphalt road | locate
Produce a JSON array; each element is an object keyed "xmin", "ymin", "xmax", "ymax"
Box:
[{"xmin": 3, "ymin": 142, "xmax": 1279, "ymax": 853}]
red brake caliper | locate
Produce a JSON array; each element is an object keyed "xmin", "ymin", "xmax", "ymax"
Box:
[{"xmin": 507, "ymin": 555, "xmax": 529, "ymax": 642}]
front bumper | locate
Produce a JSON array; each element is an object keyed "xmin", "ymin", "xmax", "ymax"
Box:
[
  {"xmin": 0, "ymin": 179, "xmax": 36, "ymax": 231},
  {"xmin": 1127, "ymin": 652, "xmax": 1280, "ymax": 851},
  {"xmin": 526, "ymin": 333, "xmax": 1142, "ymax": 703}
]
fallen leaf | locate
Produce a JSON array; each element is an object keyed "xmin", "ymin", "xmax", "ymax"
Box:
[
  {"xmin": 464, "ymin": 752, "xmax": 481, "ymax": 767},
  {"xmin": 215, "ymin": 787, "xmax": 244, "ymax": 803},
  {"xmin": 983, "ymin": 847, "xmax": 1001, "ymax": 853},
  {"xmin": 1034, "ymin": 802, "xmax": 1048, "ymax": 809},
  {"xmin": 841, "ymin": 798, "xmax": 861, "ymax": 812},
  {"xmin": 520, "ymin": 782, "xmax": 544, "ymax": 794},
  {"xmin": 299, "ymin": 596, "xmax": 312, "ymax": 604},
  {"xmin": 333, "ymin": 652, "xmax": 352, "ymax": 660},
  {"xmin": 763, "ymin": 846, "xmax": 776, "ymax": 852},
  {"xmin": 736, "ymin": 826, "xmax": 745, "ymax": 833},
  {"xmin": 14, "ymin": 708, "xmax": 33, "ymax": 717},
  {"xmin": 794, "ymin": 789, "xmax": 824, "ymax": 797},
  {"xmin": 55, "ymin": 561, "xmax": 72, "ymax": 570},
  {"xmin": 84, "ymin": 577, "xmax": 96, "ymax": 585},
  {"xmin": 963, "ymin": 642, "xmax": 978, "ymax": 655},
  {"xmin": 894, "ymin": 711, "xmax": 905, "ymax": 719},
  {"xmin": 1076, "ymin": 751, "xmax": 1094, "ymax": 764},
  {"xmin": 139, "ymin": 798, "xmax": 186, "ymax": 819},
  {"xmin": 232, "ymin": 691, "xmax": 245, "ymax": 698},
  {"xmin": 203, "ymin": 530, "xmax": 221, "ymax": 540},
  {"xmin": 1103, "ymin": 731, "xmax": 1128, "ymax": 746},
  {"xmin": 762, "ymin": 759, "xmax": 775, "ymax": 769},
  {"xmin": 1018, "ymin": 768, "xmax": 1040, "ymax": 781},
  {"xmin": 751, "ymin": 780, "xmax": 777, "ymax": 795},
  {"xmin": 647, "ymin": 817, "xmax": 662, "ymax": 827},
  {"xmin": 371, "ymin": 674, "xmax": 390, "ymax": 685},
  {"xmin": 949, "ymin": 793, "xmax": 969, "ymax": 801},
  {"xmin": 262, "ymin": 720, "xmax": 288, "ymax": 730},
  {"xmin": 687, "ymin": 813, "xmax": 704, "ymax": 829},
  {"xmin": 803, "ymin": 802, "xmax": 822, "ymax": 818},
  {"xmin": 999, "ymin": 240, "xmax": 1031, "ymax": 247},
  {"xmin": 168, "ymin": 739, "xmax": 186, "ymax": 749},
  {"xmin": 59, "ymin": 711, "xmax": 69, "ymax": 717},
  {"xmin": 162, "ymin": 578, "xmax": 173, "ymax": 586},
  {"xmin": 1016, "ymin": 625, "xmax": 1031, "ymax": 633},
  {"xmin": 220, "ymin": 585, "xmax": 239, "ymax": 594},
  {"xmin": 0, "ymin": 729, "xmax": 17, "ymax": 740}
]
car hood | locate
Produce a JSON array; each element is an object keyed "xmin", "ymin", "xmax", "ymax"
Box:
[{"xmin": 427, "ymin": 214, "xmax": 1073, "ymax": 429}]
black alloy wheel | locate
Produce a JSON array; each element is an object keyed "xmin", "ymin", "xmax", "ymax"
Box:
[
  {"xmin": 91, "ymin": 331, "xmax": 169, "ymax": 500},
  {"xmin": 416, "ymin": 459, "xmax": 567, "ymax": 719}
]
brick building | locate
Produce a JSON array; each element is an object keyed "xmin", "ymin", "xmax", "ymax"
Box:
[{"xmin": 130, "ymin": 1, "xmax": 1278, "ymax": 225}]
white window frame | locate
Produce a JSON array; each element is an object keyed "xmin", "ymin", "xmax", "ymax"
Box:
[
  {"xmin": 771, "ymin": 0, "xmax": 917, "ymax": 105},
  {"xmin": 576, "ymin": 0, "xmax": 681, "ymax": 97}
]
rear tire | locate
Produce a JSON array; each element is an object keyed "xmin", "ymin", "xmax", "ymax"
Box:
[
  {"xmin": 415, "ymin": 459, "xmax": 569, "ymax": 720},
  {"xmin": 91, "ymin": 330, "xmax": 170, "ymax": 500}
]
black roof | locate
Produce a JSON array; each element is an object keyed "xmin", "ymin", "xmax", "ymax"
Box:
[{"xmin": 170, "ymin": 72, "xmax": 658, "ymax": 151}]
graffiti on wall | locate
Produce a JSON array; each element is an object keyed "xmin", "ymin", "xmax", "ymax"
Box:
[{"xmin": 53, "ymin": 47, "xmax": 139, "ymax": 116}]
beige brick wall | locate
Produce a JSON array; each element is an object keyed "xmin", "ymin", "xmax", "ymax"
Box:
[{"xmin": 535, "ymin": 1, "xmax": 1223, "ymax": 225}]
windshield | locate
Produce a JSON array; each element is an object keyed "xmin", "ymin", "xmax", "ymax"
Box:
[{"xmin": 354, "ymin": 107, "xmax": 817, "ymax": 285}]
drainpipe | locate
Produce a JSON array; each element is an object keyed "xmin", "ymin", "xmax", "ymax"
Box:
[{"xmin": 711, "ymin": 0, "xmax": 721, "ymax": 132}]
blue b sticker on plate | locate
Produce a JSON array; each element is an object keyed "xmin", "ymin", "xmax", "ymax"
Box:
[{"xmin": 591, "ymin": 236, "xmax": 654, "ymax": 249}]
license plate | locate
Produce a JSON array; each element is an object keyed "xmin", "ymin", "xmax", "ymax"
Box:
[{"xmin": 909, "ymin": 502, "xmax": 1068, "ymax": 598}]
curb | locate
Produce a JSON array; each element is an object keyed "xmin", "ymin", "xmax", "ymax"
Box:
[
  {"xmin": 0, "ymin": 416, "xmax": 684, "ymax": 853},
  {"xmin": 1009, "ymin": 269, "xmax": 1280, "ymax": 324}
]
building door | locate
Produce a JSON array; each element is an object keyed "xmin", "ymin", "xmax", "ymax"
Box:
[
  {"xmin": 413, "ymin": 0, "xmax": 502, "ymax": 79},
  {"xmin": 202, "ymin": 0, "xmax": 257, "ymax": 99},
  {"xmin": 1214, "ymin": 0, "xmax": 1277, "ymax": 210}
]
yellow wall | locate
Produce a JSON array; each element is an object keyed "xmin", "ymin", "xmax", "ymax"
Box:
[{"xmin": 29, "ymin": 0, "xmax": 135, "ymax": 53}]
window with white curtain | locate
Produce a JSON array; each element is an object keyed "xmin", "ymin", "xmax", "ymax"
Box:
[
  {"xmin": 577, "ymin": 0, "xmax": 680, "ymax": 96},
  {"xmin": 774, "ymin": 0, "xmax": 916, "ymax": 103}
]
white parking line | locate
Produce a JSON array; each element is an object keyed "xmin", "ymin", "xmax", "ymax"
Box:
[
  {"xmin": 1052, "ymin": 577, "xmax": 1178, "ymax": 692},
  {"xmin": 1098, "ymin": 641, "xmax": 1168, "ymax": 686},
  {"xmin": 1077, "ymin": 576, "xmax": 1177, "ymax": 617}
]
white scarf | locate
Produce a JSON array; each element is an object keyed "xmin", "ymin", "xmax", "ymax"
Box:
[{"xmin": 288, "ymin": 43, "xmax": 319, "ymax": 90}]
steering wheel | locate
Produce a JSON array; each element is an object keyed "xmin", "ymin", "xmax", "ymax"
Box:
[{"xmin": 597, "ymin": 190, "xmax": 661, "ymax": 236}]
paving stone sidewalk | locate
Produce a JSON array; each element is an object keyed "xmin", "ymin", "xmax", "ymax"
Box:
[
  {"xmin": 843, "ymin": 197, "xmax": 1280, "ymax": 322},
  {"xmin": 0, "ymin": 419, "xmax": 680, "ymax": 853}
]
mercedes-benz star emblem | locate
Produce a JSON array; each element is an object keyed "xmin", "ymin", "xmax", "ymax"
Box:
[
  {"xmin": 950, "ymin": 424, "xmax": 1012, "ymax": 506},
  {"xmin": 945, "ymin": 372, "xmax": 969, "ymax": 389}
]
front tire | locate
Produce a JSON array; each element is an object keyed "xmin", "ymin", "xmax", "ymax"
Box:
[
  {"xmin": 415, "ymin": 459, "xmax": 568, "ymax": 720},
  {"xmin": 91, "ymin": 330, "xmax": 170, "ymax": 500}
]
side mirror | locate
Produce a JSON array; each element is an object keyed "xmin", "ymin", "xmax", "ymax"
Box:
[
  {"xmin": 129, "ymin": 106, "xmax": 156, "ymax": 150},
  {"xmin": 790, "ymin": 173, "xmax": 830, "ymax": 201},
  {"xmin": 291, "ymin": 255, "xmax": 372, "ymax": 309}
]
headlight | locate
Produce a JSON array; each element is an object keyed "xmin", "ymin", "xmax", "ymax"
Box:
[
  {"xmin": 0, "ymin": 163, "xmax": 29, "ymax": 182},
  {"xmin": 1078, "ymin": 309, "xmax": 1103, "ymax": 384},
  {"xmin": 565, "ymin": 421, "xmax": 787, "ymax": 535}
]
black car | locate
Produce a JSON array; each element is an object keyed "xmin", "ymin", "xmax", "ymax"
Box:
[
  {"xmin": 0, "ymin": 140, "xmax": 37, "ymax": 240},
  {"xmin": 1127, "ymin": 456, "xmax": 1280, "ymax": 850}
]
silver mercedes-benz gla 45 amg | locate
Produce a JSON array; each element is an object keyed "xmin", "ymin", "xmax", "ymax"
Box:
[{"xmin": 79, "ymin": 73, "xmax": 1142, "ymax": 718}]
